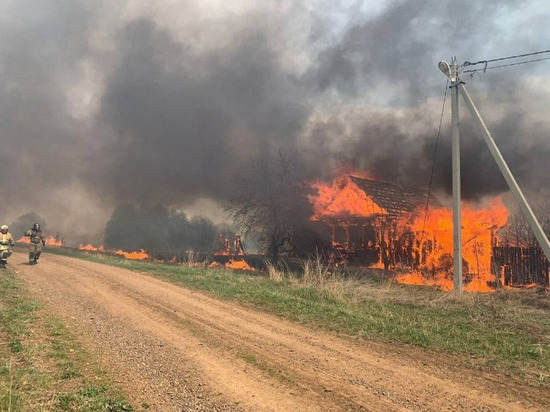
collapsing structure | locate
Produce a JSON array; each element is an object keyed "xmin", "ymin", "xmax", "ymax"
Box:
[
  {"xmin": 308, "ymin": 175, "xmax": 549, "ymax": 290},
  {"xmin": 309, "ymin": 175, "xmax": 442, "ymax": 269}
]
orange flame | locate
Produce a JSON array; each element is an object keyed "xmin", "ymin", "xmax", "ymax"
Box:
[
  {"xmin": 308, "ymin": 175, "xmax": 386, "ymax": 220},
  {"xmin": 115, "ymin": 249, "xmax": 151, "ymax": 260},
  {"xmin": 17, "ymin": 235, "xmax": 63, "ymax": 246},
  {"xmin": 79, "ymin": 244, "xmax": 105, "ymax": 252},
  {"xmin": 225, "ymin": 259, "xmax": 255, "ymax": 271},
  {"xmin": 401, "ymin": 197, "xmax": 509, "ymax": 292},
  {"xmin": 308, "ymin": 173, "xmax": 510, "ymax": 292}
]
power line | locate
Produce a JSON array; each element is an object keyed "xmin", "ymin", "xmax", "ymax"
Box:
[
  {"xmin": 463, "ymin": 56, "xmax": 550, "ymax": 74},
  {"xmin": 460, "ymin": 48, "xmax": 550, "ymax": 74},
  {"xmin": 463, "ymin": 49, "xmax": 550, "ymax": 66},
  {"xmin": 420, "ymin": 78, "xmax": 448, "ymax": 240}
]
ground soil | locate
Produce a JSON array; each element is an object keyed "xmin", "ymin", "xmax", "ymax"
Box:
[{"xmin": 9, "ymin": 251, "xmax": 550, "ymax": 412}]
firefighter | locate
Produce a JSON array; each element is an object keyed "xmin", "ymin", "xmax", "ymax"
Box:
[
  {"xmin": 24, "ymin": 222, "xmax": 46, "ymax": 265},
  {"xmin": 0, "ymin": 225, "xmax": 15, "ymax": 269}
]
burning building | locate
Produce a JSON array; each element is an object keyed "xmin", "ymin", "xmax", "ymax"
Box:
[
  {"xmin": 308, "ymin": 174, "xmax": 549, "ymax": 291},
  {"xmin": 308, "ymin": 174, "xmax": 438, "ymax": 268}
]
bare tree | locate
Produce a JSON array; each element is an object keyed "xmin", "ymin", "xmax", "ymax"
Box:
[
  {"xmin": 500, "ymin": 199, "xmax": 550, "ymax": 248},
  {"xmin": 225, "ymin": 150, "xmax": 311, "ymax": 263}
]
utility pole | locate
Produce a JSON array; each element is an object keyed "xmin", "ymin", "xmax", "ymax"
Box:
[
  {"xmin": 458, "ymin": 84, "xmax": 550, "ymax": 262},
  {"xmin": 450, "ymin": 59, "xmax": 463, "ymax": 292},
  {"xmin": 438, "ymin": 58, "xmax": 550, "ymax": 287},
  {"xmin": 439, "ymin": 58, "xmax": 463, "ymax": 292}
]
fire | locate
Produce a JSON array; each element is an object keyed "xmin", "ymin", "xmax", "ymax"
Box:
[
  {"xmin": 395, "ymin": 271, "xmax": 454, "ymax": 290},
  {"xmin": 208, "ymin": 259, "xmax": 255, "ymax": 271},
  {"xmin": 80, "ymin": 244, "xmax": 150, "ymax": 260},
  {"xmin": 17, "ymin": 235, "xmax": 63, "ymax": 246},
  {"xmin": 225, "ymin": 259, "xmax": 255, "ymax": 271},
  {"xmin": 115, "ymin": 249, "xmax": 151, "ymax": 260},
  {"xmin": 308, "ymin": 175, "xmax": 386, "ymax": 220},
  {"xmin": 402, "ymin": 197, "xmax": 509, "ymax": 292},
  {"xmin": 79, "ymin": 244, "xmax": 105, "ymax": 252},
  {"xmin": 308, "ymin": 173, "xmax": 510, "ymax": 292}
]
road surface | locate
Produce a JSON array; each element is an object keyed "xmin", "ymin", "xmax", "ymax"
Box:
[{"xmin": 11, "ymin": 251, "xmax": 548, "ymax": 411}]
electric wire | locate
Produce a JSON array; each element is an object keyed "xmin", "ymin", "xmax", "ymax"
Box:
[
  {"xmin": 420, "ymin": 78, "xmax": 449, "ymax": 243},
  {"xmin": 463, "ymin": 49, "xmax": 550, "ymax": 66},
  {"xmin": 463, "ymin": 56, "xmax": 550, "ymax": 74},
  {"xmin": 460, "ymin": 49, "xmax": 550, "ymax": 74}
]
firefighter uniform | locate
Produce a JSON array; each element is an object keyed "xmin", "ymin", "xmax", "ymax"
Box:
[
  {"xmin": 0, "ymin": 225, "xmax": 15, "ymax": 268},
  {"xmin": 25, "ymin": 223, "xmax": 46, "ymax": 265}
]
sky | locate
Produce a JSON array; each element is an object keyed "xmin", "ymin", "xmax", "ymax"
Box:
[{"xmin": 1, "ymin": 0, "xmax": 550, "ymax": 244}]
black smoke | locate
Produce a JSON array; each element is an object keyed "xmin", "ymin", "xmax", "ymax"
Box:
[
  {"xmin": 304, "ymin": 0, "xmax": 550, "ymax": 200},
  {"xmin": 92, "ymin": 18, "xmax": 310, "ymax": 204},
  {"xmin": 1, "ymin": 0, "xmax": 549, "ymax": 243}
]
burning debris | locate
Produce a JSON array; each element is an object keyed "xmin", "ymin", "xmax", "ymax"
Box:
[
  {"xmin": 225, "ymin": 259, "xmax": 255, "ymax": 271},
  {"xmin": 215, "ymin": 233, "xmax": 247, "ymax": 256},
  {"xmin": 212, "ymin": 233, "xmax": 254, "ymax": 270},
  {"xmin": 216, "ymin": 234, "xmax": 232, "ymax": 255},
  {"xmin": 234, "ymin": 234, "xmax": 246, "ymax": 256}
]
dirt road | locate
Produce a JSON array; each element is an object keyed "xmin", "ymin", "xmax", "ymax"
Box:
[{"xmin": 11, "ymin": 251, "xmax": 548, "ymax": 411}]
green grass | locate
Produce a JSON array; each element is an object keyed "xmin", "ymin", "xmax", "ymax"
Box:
[
  {"xmin": 236, "ymin": 350, "xmax": 295, "ymax": 386},
  {"xmin": 0, "ymin": 268, "xmax": 134, "ymax": 411},
  {"xmin": 46, "ymin": 247, "xmax": 550, "ymax": 386}
]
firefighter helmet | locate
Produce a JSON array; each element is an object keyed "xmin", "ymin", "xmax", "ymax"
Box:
[
  {"xmin": 1, "ymin": 225, "xmax": 8, "ymax": 233},
  {"xmin": 33, "ymin": 223, "xmax": 41, "ymax": 230}
]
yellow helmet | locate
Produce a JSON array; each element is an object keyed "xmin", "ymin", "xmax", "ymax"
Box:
[{"xmin": 0, "ymin": 225, "xmax": 8, "ymax": 231}]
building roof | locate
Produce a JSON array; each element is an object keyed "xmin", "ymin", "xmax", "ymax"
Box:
[{"xmin": 350, "ymin": 176, "xmax": 437, "ymax": 218}]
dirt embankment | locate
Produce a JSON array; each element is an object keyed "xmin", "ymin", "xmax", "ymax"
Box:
[{"xmin": 10, "ymin": 251, "xmax": 549, "ymax": 412}]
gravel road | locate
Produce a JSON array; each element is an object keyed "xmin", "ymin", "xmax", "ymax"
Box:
[{"xmin": 11, "ymin": 251, "xmax": 549, "ymax": 411}]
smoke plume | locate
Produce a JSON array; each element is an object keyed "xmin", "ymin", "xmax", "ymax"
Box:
[{"xmin": 1, "ymin": 0, "xmax": 549, "ymax": 243}]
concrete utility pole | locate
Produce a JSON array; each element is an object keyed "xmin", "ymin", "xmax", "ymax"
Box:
[
  {"xmin": 458, "ymin": 83, "xmax": 550, "ymax": 262},
  {"xmin": 439, "ymin": 58, "xmax": 463, "ymax": 292},
  {"xmin": 438, "ymin": 57, "xmax": 550, "ymax": 290},
  {"xmin": 450, "ymin": 59, "xmax": 463, "ymax": 292}
]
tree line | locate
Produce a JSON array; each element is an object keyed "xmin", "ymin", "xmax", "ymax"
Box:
[{"xmin": 104, "ymin": 204, "xmax": 229, "ymax": 259}]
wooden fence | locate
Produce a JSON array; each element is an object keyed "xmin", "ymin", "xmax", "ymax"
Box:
[{"xmin": 492, "ymin": 246, "xmax": 550, "ymax": 286}]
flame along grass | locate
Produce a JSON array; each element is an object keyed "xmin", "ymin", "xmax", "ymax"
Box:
[
  {"xmin": 17, "ymin": 235, "xmax": 63, "ymax": 247},
  {"xmin": 0, "ymin": 270, "xmax": 132, "ymax": 411},
  {"xmin": 48, "ymin": 246, "xmax": 550, "ymax": 387}
]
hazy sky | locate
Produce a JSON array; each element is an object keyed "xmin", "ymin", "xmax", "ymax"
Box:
[{"xmin": 1, "ymin": 0, "xmax": 550, "ymax": 243}]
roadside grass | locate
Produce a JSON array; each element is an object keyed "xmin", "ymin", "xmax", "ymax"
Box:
[
  {"xmin": 0, "ymin": 268, "xmax": 133, "ymax": 411},
  {"xmin": 46, "ymin": 247, "xmax": 550, "ymax": 387}
]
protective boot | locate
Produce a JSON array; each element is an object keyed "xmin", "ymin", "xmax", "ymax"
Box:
[
  {"xmin": 0, "ymin": 260, "xmax": 6, "ymax": 269},
  {"xmin": 29, "ymin": 252, "xmax": 36, "ymax": 265},
  {"xmin": 35, "ymin": 251, "xmax": 41, "ymax": 263}
]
